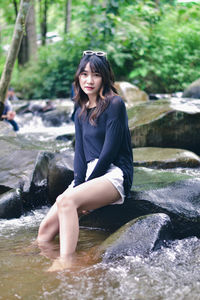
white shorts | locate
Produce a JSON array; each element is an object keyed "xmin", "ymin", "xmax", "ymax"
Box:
[{"xmin": 68, "ymin": 158, "xmax": 125, "ymax": 205}]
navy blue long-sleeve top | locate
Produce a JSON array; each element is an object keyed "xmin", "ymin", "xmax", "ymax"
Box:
[{"xmin": 74, "ymin": 95, "xmax": 133, "ymax": 198}]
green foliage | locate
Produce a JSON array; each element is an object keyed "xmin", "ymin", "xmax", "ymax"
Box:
[
  {"xmin": 128, "ymin": 2, "xmax": 200, "ymax": 92},
  {"xmin": 11, "ymin": 33, "xmax": 89, "ymax": 99},
  {"xmin": 1, "ymin": 0, "xmax": 200, "ymax": 98}
]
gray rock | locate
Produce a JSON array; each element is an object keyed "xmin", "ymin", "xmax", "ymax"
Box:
[
  {"xmin": 41, "ymin": 108, "xmax": 71, "ymax": 126},
  {"xmin": 80, "ymin": 168, "xmax": 200, "ymax": 238},
  {"xmin": 128, "ymin": 98, "xmax": 200, "ymax": 155},
  {"xmin": 97, "ymin": 213, "xmax": 172, "ymax": 262},
  {"xmin": 21, "ymin": 151, "xmax": 74, "ymax": 209},
  {"xmin": 0, "ymin": 189, "xmax": 23, "ymax": 219},
  {"xmin": 133, "ymin": 147, "xmax": 200, "ymax": 168},
  {"xmin": 115, "ymin": 81, "xmax": 149, "ymax": 106},
  {"xmin": 47, "ymin": 151, "xmax": 74, "ymax": 204},
  {"xmin": 182, "ymin": 78, "xmax": 200, "ymax": 98},
  {"xmin": 0, "ymin": 138, "xmax": 39, "ymax": 192},
  {"xmin": 0, "ymin": 121, "xmax": 16, "ymax": 136},
  {"xmin": 0, "ymin": 135, "xmax": 74, "ymax": 216}
]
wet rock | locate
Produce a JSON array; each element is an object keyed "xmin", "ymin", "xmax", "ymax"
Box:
[
  {"xmin": 182, "ymin": 78, "xmax": 200, "ymax": 98},
  {"xmin": 80, "ymin": 167, "xmax": 200, "ymax": 238},
  {"xmin": 128, "ymin": 98, "xmax": 200, "ymax": 155},
  {"xmin": 131, "ymin": 177, "xmax": 200, "ymax": 238},
  {"xmin": 133, "ymin": 147, "xmax": 200, "ymax": 168},
  {"xmin": 97, "ymin": 213, "xmax": 172, "ymax": 262},
  {"xmin": 41, "ymin": 107, "xmax": 72, "ymax": 126},
  {"xmin": 21, "ymin": 151, "xmax": 74, "ymax": 209},
  {"xmin": 115, "ymin": 81, "xmax": 149, "ymax": 107},
  {"xmin": 0, "ymin": 189, "xmax": 23, "ymax": 219},
  {"xmin": 56, "ymin": 133, "xmax": 74, "ymax": 141},
  {"xmin": 0, "ymin": 135, "xmax": 74, "ymax": 215},
  {"xmin": 0, "ymin": 138, "xmax": 39, "ymax": 192},
  {"xmin": 15, "ymin": 99, "xmax": 73, "ymax": 126},
  {"xmin": 47, "ymin": 151, "xmax": 74, "ymax": 204},
  {"xmin": 0, "ymin": 121, "xmax": 16, "ymax": 136},
  {"xmin": 21, "ymin": 151, "xmax": 54, "ymax": 210}
]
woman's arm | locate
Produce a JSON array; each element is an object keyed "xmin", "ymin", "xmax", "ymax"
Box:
[
  {"xmin": 73, "ymin": 109, "xmax": 87, "ymax": 187},
  {"xmin": 87, "ymin": 97, "xmax": 126, "ymax": 181}
]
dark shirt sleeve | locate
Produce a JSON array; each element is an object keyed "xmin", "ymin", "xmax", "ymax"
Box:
[
  {"xmin": 87, "ymin": 97, "xmax": 126, "ymax": 181},
  {"xmin": 74, "ymin": 109, "xmax": 87, "ymax": 186}
]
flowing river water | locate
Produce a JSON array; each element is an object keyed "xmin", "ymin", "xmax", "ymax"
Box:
[{"xmin": 0, "ymin": 99, "xmax": 200, "ymax": 300}]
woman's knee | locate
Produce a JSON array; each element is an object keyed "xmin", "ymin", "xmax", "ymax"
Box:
[{"xmin": 56, "ymin": 192, "xmax": 77, "ymax": 211}]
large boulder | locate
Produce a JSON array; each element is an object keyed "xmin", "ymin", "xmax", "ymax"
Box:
[
  {"xmin": 0, "ymin": 189, "xmax": 22, "ymax": 219},
  {"xmin": 80, "ymin": 167, "xmax": 200, "ymax": 238},
  {"xmin": 41, "ymin": 107, "xmax": 72, "ymax": 126},
  {"xmin": 47, "ymin": 151, "xmax": 74, "ymax": 204},
  {"xmin": 115, "ymin": 81, "xmax": 149, "ymax": 107},
  {"xmin": 0, "ymin": 135, "xmax": 74, "ymax": 217},
  {"xmin": 128, "ymin": 98, "xmax": 200, "ymax": 155},
  {"xmin": 0, "ymin": 137, "xmax": 39, "ymax": 193},
  {"xmin": 133, "ymin": 147, "xmax": 200, "ymax": 168},
  {"xmin": 96, "ymin": 213, "xmax": 172, "ymax": 262},
  {"xmin": 16, "ymin": 99, "xmax": 73, "ymax": 127},
  {"xmin": 0, "ymin": 121, "xmax": 16, "ymax": 136},
  {"xmin": 182, "ymin": 78, "xmax": 200, "ymax": 98}
]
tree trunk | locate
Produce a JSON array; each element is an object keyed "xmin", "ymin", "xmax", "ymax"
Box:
[
  {"xmin": 13, "ymin": 0, "xmax": 18, "ymax": 16},
  {"xmin": 64, "ymin": 0, "xmax": 71, "ymax": 34},
  {"xmin": 18, "ymin": 0, "xmax": 37, "ymax": 66},
  {"xmin": 0, "ymin": 0, "xmax": 31, "ymax": 117},
  {"xmin": 39, "ymin": 0, "xmax": 48, "ymax": 46}
]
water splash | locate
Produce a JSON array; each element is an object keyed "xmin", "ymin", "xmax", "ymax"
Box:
[{"xmin": 170, "ymin": 97, "xmax": 200, "ymax": 114}]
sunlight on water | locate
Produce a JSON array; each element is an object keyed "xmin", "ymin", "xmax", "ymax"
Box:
[
  {"xmin": 0, "ymin": 208, "xmax": 200, "ymax": 300},
  {"xmin": 1, "ymin": 99, "xmax": 200, "ymax": 299},
  {"xmin": 170, "ymin": 98, "xmax": 200, "ymax": 113},
  {"xmin": 16, "ymin": 114, "xmax": 75, "ymax": 141},
  {"xmin": 165, "ymin": 167, "xmax": 200, "ymax": 178},
  {"xmin": 13, "ymin": 98, "xmax": 75, "ymax": 143}
]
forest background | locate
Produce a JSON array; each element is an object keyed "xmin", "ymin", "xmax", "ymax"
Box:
[{"xmin": 0, "ymin": 0, "xmax": 200, "ymax": 99}]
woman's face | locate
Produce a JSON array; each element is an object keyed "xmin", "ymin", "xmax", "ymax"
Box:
[{"xmin": 79, "ymin": 62, "xmax": 102, "ymax": 100}]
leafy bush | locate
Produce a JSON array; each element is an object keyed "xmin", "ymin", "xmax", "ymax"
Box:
[
  {"xmin": 11, "ymin": 34, "xmax": 89, "ymax": 99},
  {"xmin": 8, "ymin": 1, "xmax": 200, "ymax": 98},
  {"xmin": 127, "ymin": 3, "xmax": 200, "ymax": 93}
]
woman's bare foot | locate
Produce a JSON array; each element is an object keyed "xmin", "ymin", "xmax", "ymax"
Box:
[
  {"xmin": 47, "ymin": 248, "xmax": 100, "ymax": 272},
  {"xmin": 47, "ymin": 255, "xmax": 74, "ymax": 272},
  {"xmin": 37, "ymin": 240, "xmax": 59, "ymax": 260}
]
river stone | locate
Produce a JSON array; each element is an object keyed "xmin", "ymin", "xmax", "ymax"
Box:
[
  {"xmin": 41, "ymin": 107, "xmax": 72, "ymax": 126},
  {"xmin": 0, "ymin": 121, "xmax": 16, "ymax": 136},
  {"xmin": 133, "ymin": 147, "xmax": 200, "ymax": 168},
  {"xmin": 80, "ymin": 167, "xmax": 200, "ymax": 238},
  {"xmin": 97, "ymin": 213, "xmax": 172, "ymax": 262},
  {"xmin": 0, "ymin": 138, "xmax": 39, "ymax": 192},
  {"xmin": 47, "ymin": 151, "xmax": 74, "ymax": 204},
  {"xmin": 128, "ymin": 98, "xmax": 200, "ymax": 155},
  {"xmin": 182, "ymin": 78, "xmax": 200, "ymax": 98},
  {"xmin": 21, "ymin": 150, "xmax": 75, "ymax": 209},
  {"xmin": 0, "ymin": 189, "xmax": 23, "ymax": 219},
  {"xmin": 115, "ymin": 81, "xmax": 149, "ymax": 106},
  {"xmin": 129, "ymin": 178, "xmax": 200, "ymax": 238}
]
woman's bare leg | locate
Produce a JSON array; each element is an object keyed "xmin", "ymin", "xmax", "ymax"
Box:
[
  {"xmin": 37, "ymin": 202, "xmax": 59, "ymax": 243},
  {"xmin": 37, "ymin": 199, "xmax": 89, "ymax": 244},
  {"xmin": 56, "ymin": 177, "xmax": 121, "ymax": 259}
]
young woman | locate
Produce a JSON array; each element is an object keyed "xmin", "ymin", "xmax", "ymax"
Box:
[{"xmin": 37, "ymin": 50, "xmax": 133, "ymax": 271}]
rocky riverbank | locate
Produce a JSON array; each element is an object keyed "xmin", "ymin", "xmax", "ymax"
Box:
[{"xmin": 0, "ymin": 95, "xmax": 200, "ymax": 261}]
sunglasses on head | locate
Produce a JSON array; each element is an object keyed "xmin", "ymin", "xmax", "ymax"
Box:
[{"xmin": 83, "ymin": 50, "xmax": 107, "ymax": 57}]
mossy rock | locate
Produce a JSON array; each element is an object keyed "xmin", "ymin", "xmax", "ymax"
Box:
[
  {"xmin": 128, "ymin": 99, "xmax": 200, "ymax": 155},
  {"xmin": 96, "ymin": 213, "xmax": 172, "ymax": 262},
  {"xmin": 133, "ymin": 147, "xmax": 200, "ymax": 169}
]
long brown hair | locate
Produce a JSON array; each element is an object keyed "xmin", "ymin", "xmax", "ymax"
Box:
[{"xmin": 73, "ymin": 54, "xmax": 118, "ymax": 125}]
